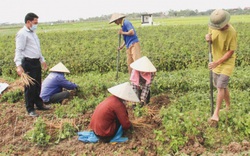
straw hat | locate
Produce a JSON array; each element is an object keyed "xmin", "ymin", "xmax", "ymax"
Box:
[
  {"xmin": 108, "ymin": 82, "xmax": 140, "ymax": 102},
  {"xmin": 109, "ymin": 13, "xmax": 126, "ymax": 24},
  {"xmin": 130, "ymin": 56, "xmax": 157, "ymax": 72},
  {"xmin": 209, "ymin": 9, "xmax": 230, "ymax": 30},
  {"xmin": 49, "ymin": 62, "xmax": 70, "ymax": 73}
]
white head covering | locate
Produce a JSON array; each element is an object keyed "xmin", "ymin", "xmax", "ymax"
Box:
[
  {"xmin": 49, "ymin": 62, "xmax": 70, "ymax": 73},
  {"xmin": 109, "ymin": 13, "xmax": 126, "ymax": 24},
  {"xmin": 130, "ymin": 56, "xmax": 157, "ymax": 72},
  {"xmin": 108, "ymin": 82, "xmax": 140, "ymax": 102}
]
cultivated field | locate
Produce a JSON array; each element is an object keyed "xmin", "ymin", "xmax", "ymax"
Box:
[{"xmin": 0, "ymin": 15, "xmax": 250, "ymax": 155}]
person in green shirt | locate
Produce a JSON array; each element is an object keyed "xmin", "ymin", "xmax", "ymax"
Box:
[{"xmin": 205, "ymin": 9, "xmax": 237, "ymax": 123}]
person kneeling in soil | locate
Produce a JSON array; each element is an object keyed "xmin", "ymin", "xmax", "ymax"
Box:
[
  {"xmin": 40, "ymin": 62, "xmax": 78, "ymax": 104},
  {"xmin": 89, "ymin": 82, "xmax": 139, "ymax": 143},
  {"xmin": 130, "ymin": 56, "xmax": 157, "ymax": 107}
]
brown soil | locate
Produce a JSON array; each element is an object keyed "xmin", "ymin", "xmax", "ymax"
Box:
[{"xmin": 0, "ymin": 79, "xmax": 250, "ymax": 156}]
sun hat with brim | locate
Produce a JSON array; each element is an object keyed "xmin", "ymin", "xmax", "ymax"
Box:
[
  {"xmin": 109, "ymin": 13, "xmax": 126, "ymax": 24},
  {"xmin": 130, "ymin": 56, "xmax": 157, "ymax": 72},
  {"xmin": 49, "ymin": 62, "xmax": 70, "ymax": 73},
  {"xmin": 209, "ymin": 9, "xmax": 230, "ymax": 30},
  {"xmin": 108, "ymin": 82, "xmax": 140, "ymax": 102}
]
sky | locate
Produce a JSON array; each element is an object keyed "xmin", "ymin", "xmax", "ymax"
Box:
[{"xmin": 0, "ymin": 0, "xmax": 250, "ymax": 23}]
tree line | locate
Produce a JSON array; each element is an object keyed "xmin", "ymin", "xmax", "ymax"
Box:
[{"xmin": 80, "ymin": 8, "xmax": 250, "ymax": 21}]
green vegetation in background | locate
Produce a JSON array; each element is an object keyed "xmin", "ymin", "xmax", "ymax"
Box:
[
  {"xmin": 154, "ymin": 15, "xmax": 250, "ymax": 25},
  {"xmin": 1, "ymin": 15, "xmax": 250, "ymax": 78},
  {"xmin": 1, "ymin": 15, "xmax": 250, "ymax": 36},
  {"xmin": 24, "ymin": 117, "xmax": 51, "ymax": 146}
]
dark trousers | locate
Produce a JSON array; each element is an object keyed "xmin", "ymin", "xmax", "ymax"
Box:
[
  {"xmin": 22, "ymin": 58, "xmax": 43, "ymax": 113},
  {"xmin": 138, "ymin": 89, "xmax": 151, "ymax": 104},
  {"xmin": 45, "ymin": 91, "xmax": 70, "ymax": 104},
  {"xmin": 146, "ymin": 90, "xmax": 151, "ymax": 104}
]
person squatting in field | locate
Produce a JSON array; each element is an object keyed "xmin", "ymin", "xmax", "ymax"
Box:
[
  {"xmin": 109, "ymin": 13, "xmax": 141, "ymax": 75},
  {"xmin": 40, "ymin": 62, "xmax": 78, "ymax": 104},
  {"xmin": 14, "ymin": 12, "xmax": 50, "ymax": 117},
  {"xmin": 130, "ymin": 56, "xmax": 156, "ymax": 107},
  {"xmin": 89, "ymin": 82, "xmax": 139, "ymax": 143},
  {"xmin": 205, "ymin": 9, "xmax": 237, "ymax": 123}
]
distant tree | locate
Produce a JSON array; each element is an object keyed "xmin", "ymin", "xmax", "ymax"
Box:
[{"xmin": 73, "ymin": 8, "xmax": 250, "ymax": 22}]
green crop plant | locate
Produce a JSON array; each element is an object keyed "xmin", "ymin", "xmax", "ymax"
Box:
[
  {"xmin": 1, "ymin": 22, "xmax": 250, "ymax": 79},
  {"xmin": 133, "ymin": 105, "xmax": 148, "ymax": 117},
  {"xmin": 157, "ymin": 83, "xmax": 250, "ymax": 153},
  {"xmin": 55, "ymin": 95, "xmax": 105, "ymax": 118},
  {"xmin": 24, "ymin": 117, "xmax": 51, "ymax": 146},
  {"xmin": 0, "ymin": 89, "xmax": 23, "ymax": 103},
  {"xmin": 55, "ymin": 122, "xmax": 76, "ymax": 144}
]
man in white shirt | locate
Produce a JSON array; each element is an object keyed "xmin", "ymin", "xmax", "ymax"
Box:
[{"xmin": 14, "ymin": 12, "xmax": 50, "ymax": 117}]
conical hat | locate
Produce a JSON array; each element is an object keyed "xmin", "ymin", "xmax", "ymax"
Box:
[
  {"xmin": 49, "ymin": 62, "xmax": 70, "ymax": 73},
  {"xmin": 109, "ymin": 13, "xmax": 126, "ymax": 24},
  {"xmin": 108, "ymin": 82, "xmax": 139, "ymax": 102},
  {"xmin": 130, "ymin": 56, "xmax": 156, "ymax": 72}
]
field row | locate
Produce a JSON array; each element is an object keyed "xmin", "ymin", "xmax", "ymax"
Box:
[{"xmin": 0, "ymin": 22, "xmax": 250, "ymax": 78}]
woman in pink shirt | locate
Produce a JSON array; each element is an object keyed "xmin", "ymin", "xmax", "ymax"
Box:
[{"xmin": 130, "ymin": 56, "xmax": 157, "ymax": 107}]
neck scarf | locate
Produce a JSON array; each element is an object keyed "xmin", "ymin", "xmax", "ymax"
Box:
[{"xmin": 130, "ymin": 69, "xmax": 151, "ymax": 86}]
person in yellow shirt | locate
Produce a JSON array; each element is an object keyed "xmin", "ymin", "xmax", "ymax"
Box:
[{"xmin": 205, "ymin": 9, "xmax": 237, "ymax": 123}]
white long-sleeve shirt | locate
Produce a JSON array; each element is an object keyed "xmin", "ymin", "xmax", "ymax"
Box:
[{"xmin": 14, "ymin": 26, "xmax": 45, "ymax": 66}]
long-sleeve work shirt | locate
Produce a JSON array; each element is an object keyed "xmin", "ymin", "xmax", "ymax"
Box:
[
  {"xmin": 40, "ymin": 72, "xmax": 77, "ymax": 102},
  {"xmin": 14, "ymin": 26, "xmax": 45, "ymax": 66}
]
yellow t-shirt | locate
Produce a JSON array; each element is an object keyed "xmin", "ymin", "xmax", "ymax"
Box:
[{"xmin": 208, "ymin": 25, "xmax": 237, "ymax": 76}]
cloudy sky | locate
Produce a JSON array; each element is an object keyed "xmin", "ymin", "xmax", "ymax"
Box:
[{"xmin": 0, "ymin": 0, "xmax": 249, "ymax": 23}]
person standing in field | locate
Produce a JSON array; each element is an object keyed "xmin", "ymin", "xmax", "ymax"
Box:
[
  {"xmin": 205, "ymin": 9, "xmax": 237, "ymax": 123},
  {"xmin": 14, "ymin": 12, "xmax": 50, "ymax": 117},
  {"xmin": 109, "ymin": 13, "xmax": 141, "ymax": 75}
]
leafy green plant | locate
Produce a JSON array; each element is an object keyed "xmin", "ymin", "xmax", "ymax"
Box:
[
  {"xmin": 24, "ymin": 117, "xmax": 51, "ymax": 146},
  {"xmin": 0, "ymin": 89, "xmax": 23, "ymax": 103},
  {"xmin": 55, "ymin": 122, "xmax": 76, "ymax": 144},
  {"xmin": 55, "ymin": 95, "xmax": 105, "ymax": 118},
  {"xmin": 133, "ymin": 105, "xmax": 147, "ymax": 117}
]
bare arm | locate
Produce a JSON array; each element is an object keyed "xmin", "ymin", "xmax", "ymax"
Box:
[
  {"xmin": 122, "ymin": 29, "xmax": 134, "ymax": 36},
  {"xmin": 209, "ymin": 50, "xmax": 235, "ymax": 70},
  {"xmin": 118, "ymin": 42, "xmax": 126, "ymax": 50},
  {"xmin": 119, "ymin": 29, "xmax": 134, "ymax": 36}
]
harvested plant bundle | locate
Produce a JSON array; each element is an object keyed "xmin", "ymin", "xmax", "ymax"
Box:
[
  {"xmin": 21, "ymin": 73, "xmax": 35, "ymax": 86},
  {"xmin": 45, "ymin": 118, "xmax": 77, "ymax": 139},
  {"xmin": 144, "ymin": 105, "xmax": 159, "ymax": 116},
  {"xmin": 131, "ymin": 117, "xmax": 152, "ymax": 128},
  {"xmin": 46, "ymin": 118, "xmax": 77, "ymax": 129}
]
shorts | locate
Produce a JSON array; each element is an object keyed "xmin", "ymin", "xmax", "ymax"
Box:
[{"xmin": 213, "ymin": 73, "xmax": 230, "ymax": 88}]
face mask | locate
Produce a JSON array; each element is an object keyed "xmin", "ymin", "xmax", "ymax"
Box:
[{"xmin": 30, "ymin": 24, "xmax": 38, "ymax": 31}]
